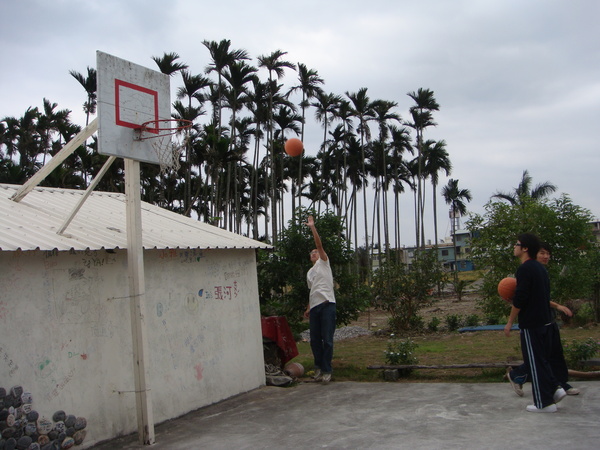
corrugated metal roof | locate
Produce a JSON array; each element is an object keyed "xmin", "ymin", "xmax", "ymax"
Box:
[{"xmin": 0, "ymin": 184, "xmax": 272, "ymax": 252}]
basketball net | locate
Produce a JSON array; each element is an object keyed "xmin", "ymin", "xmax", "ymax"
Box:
[
  {"xmin": 151, "ymin": 134, "xmax": 185, "ymax": 176},
  {"xmin": 135, "ymin": 119, "xmax": 192, "ymax": 176}
]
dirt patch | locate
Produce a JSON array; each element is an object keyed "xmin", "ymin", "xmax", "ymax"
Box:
[{"xmin": 349, "ymin": 292, "xmax": 484, "ymax": 331}]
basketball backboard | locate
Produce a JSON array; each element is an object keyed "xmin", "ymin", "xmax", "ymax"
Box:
[{"xmin": 97, "ymin": 51, "xmax": 171, "ymax": 165}]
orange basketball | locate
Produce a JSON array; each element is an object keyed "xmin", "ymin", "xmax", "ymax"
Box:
[
  {"xmin": 498, "ymin": 277, "xmax": 517, "ymax": 302},
  {"xmin": 284, "ymin": 362, "xmax": 304, "ymax": 378},
  {"xmin": 284, "ymin": 138, "xmax": 303, "ymax": 157}
]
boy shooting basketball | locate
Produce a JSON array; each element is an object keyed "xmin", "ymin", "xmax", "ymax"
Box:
[{"xmin": 303, "ymin": 215, "xmax": 336, "ymax": 384}]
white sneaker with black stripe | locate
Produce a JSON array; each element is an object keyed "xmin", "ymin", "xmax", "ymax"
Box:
[
  {"xmin": 313, "ymin": 368, "xmax": 322, "ymax": 382},
  {"xmin": 526, "ymin": 404, "xmax": 557, "ymax": 413}
]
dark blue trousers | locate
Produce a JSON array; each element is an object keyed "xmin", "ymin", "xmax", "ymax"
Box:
[
  {"xmin": 511, "ymin": 322, "xmax": 571, "ymax": 390},
  {"xmin": 520, "ymin": 324, "xmax": 560, "ymax": 408},
  {"xmin": 309, "ymin": 302, "xmax": 336, "ymax": 374}
]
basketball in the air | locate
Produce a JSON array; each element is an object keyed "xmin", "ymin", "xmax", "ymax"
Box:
[
  {"xmin": 498, "ymin": 277, "xmax": 517, "ymax": 302},
  {"xmin": 284, "ymin": 138, "xmax": 303, "ymax": 157}
]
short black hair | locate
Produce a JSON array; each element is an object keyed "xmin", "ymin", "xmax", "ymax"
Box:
[
  {"xmin": 518, "ymin": 233, "xmax": 541, "ymax": 259},
  {"xmin": 539, "ymin": 241, "xmax": 551, "ymax": 254}
]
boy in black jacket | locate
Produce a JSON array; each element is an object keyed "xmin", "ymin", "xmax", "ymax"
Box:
[{"xmin": 504, "ymin": 233, "xmax": 566, "ymax": 412}]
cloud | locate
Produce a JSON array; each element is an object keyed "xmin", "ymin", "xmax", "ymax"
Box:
[{"xmin": 1, "ymin": 0, "xmax": 598, "ymax": 246}]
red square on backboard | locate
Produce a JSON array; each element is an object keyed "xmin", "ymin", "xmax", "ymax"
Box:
[{"xmin": 114, "ymin": 79, "xmax": 159, "ymax": 132}]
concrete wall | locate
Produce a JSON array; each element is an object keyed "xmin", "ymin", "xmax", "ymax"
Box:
[{"xmin": 0, "ymin": 247, "xmax": 265, "ymax": 447}]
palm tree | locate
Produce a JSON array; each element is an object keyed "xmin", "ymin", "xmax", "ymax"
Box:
[
  {"xmin": 406, "ymin": 157, "xmax": 421, "ymax": 248},
  {"xmin": 151, "ymin": 52, "xmax": 188, "ymax": 76},
  {"xmin": 175, "ymin": 70, "xmax": 210, "ymax": 216},
  {"xmin": 388, "ymin": 125, "xmax": 413, "ymax": 252},
  {"xmin": 69, "ymin": 67, "xmax": 97, "ymax": 126},
  {"xmin": 222, "ymin": 61, "xmax": 258, "ymax": 231},
  {"xmin": 492, "ymin": 170, "xmax": 557, "ymax": 205},
  {"xmin": 288, "ymin": 63, "xmax": 324, "ymax": 137},
  {"xmin": 370, "ymin": 99, "xmax": 401, "ymax": 257},
  {"xmin": 322, "ymin": 126, "xmax": 347, "ymax": 216},
  {"xmin": 442, "ymin": 178, "xmax": 472, "ymax": 283},
  {"xmin": 422, "ymin": 139, "xmax": 452, "ymax": 250},
  {"xmin": 257, "ymin": 50, "xmax": 296, "ymax": 242},
  {"xmin": 346, "ymin": 88, "xmax": 374, "ymax": 258},
  {"xmin": 343, "ymin": 135, "xmax": 367, "ymax": 250},
  {"xmin": 202, "ymin": 39, "xmax": 250, "ymax": 136},
  {"xmin": 231, "ymin": 117, "xmax": 256, "ymax": 233},
  {"xmin": 288, "ymin": 63, "xmax": 324, "ymax": 217},
  {"xmin": 148, "ymin": 53, "xmax": 191, "ymax": 206},
  {"xmin": 336, "ymin": 100, "xmax": 355, "ymax": 235},
  {"xmin": 312, "ymin": 92, "xmax": 341, "ymax": 210},
  {"xmin": 246, "ymin": 78, "xmax": 270, "ymax": 239},
  {"xmin": 37, "ymin": 99, "xmax": 71, "ymax": 167},
  {"xmin": 242, "ymin": 163, "xmax": 267, "ymax": 238},
  {"xmin": 313, "ymin": 91, "xmax": 342, "ymax": 150},
  {"xmin": 170, "ymin": 99, "xmax": 205, "ymax": 215},
  {"xmin": 273, "ymin": 106, "xmax": 302, "ymax": 226},
  {"xmin": 406, "ymin": 88, "xmax": 439, "ymax": 249},
  {"xmin": 1, "ymin": 108, "xmax": 42, "ymax": 178}
]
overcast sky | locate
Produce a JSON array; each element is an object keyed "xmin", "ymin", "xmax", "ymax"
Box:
[{"xmin": 1, "ymin": 0, "xmax": 598, "ymax": 245}]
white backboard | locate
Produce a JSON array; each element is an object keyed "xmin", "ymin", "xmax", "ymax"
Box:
[{"xmin": 97, "ymin": 51, "xmax": 171, "ymax": 165}]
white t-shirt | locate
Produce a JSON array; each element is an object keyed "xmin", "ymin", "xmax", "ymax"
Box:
[{"xmin": 307, "ymin": 258, "xmax": 336, "ymax": 309}]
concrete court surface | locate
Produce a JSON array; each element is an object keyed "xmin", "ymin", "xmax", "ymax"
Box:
[{"xmin": 92, "ymin": 380, "xmax": 600, "ymax": 449}]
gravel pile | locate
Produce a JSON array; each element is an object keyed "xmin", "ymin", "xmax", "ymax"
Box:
[{"xmin": 300, "ymin": 326, "xmax": 372, "ymax": 342}]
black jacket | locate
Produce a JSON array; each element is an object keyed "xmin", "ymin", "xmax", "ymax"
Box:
[{"xmin": 513, "ymin": 259, "xmax": 552, "ymax": 329}]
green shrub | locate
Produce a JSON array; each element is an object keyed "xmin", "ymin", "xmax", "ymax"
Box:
[
  {"xmin": 562, "ymin": 337, "xmax": 600, "ymax": 370},
  {"xmin": 468, "ymin": 195, "xmax": 598, "ymax": 313},
  {"xmin": 452, "ymin": 279, "xmax": 468, "ymax": 302},
  {"xmin": 427, "ymin": 316, "xmax": 441, "ymax": 332},
  {"xmin": 485, "ymin": 313, "xmax": 502, "ymax": 326},
  {"xmin": 409, "ymin": 315, "xmax": 425, "ymax": 331},
  {"xmin": 572, "ymin": 302, "xmax": 595, "ymax": 327},
  {"xmin": 465, "ymin": 314, "xmax": 480, "ymax": 327},
  {"xmin": 445, "ymin": 314, "xmax": 462, "ymax": 331},
  {"xmin": 384, "ymin": 336, "xmax": 419, "ymax": 376},
  {"xmin": 373, "ymin": 251, "xmax": 445, "ymax": 332},
  {"xmin": 258, "ymin": 210, "xmax": 367, "ymax": 334}
]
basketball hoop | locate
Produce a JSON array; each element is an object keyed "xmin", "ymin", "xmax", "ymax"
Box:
[{"xmin": 134, "ymin": 119, "xmax": 192, "ymax": 175}]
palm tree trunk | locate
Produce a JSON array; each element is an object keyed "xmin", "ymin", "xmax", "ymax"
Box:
[
  {"xmin": 420, "ymin": 181, "xmax": 427, "ymax": 247},
  {"xmin": 433, "ymin": 182, "xmax": 439, "ymax": 247},
  {"xmin": 251, "ymin": 122, "xmax": 262, "ymax": 240}
]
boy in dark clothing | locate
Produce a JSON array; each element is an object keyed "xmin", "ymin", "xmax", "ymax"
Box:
[
  {"xmin": 505, "ymin": 242, "xmax": 580, "ymax": 397},
  {"xmin": 534, "ymin": 243, "xmax": 578, "ymax": 393},
  {"xmin": 504, "ymin": 233, "xmax": 566, "ymax": 413}
]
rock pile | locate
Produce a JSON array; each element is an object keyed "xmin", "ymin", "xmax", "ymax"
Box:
[
  {"xmin": 0, "ymin": 385, "xmax": 87, "ymax": 449},
  {"xmin": 300, "ymin": 325, "xmax": 372, "ymax": 342}
]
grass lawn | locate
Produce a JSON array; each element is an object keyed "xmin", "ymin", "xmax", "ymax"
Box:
[{"xmin": 291, "ymin": 324, "xmax": 600, "ymax": 383}]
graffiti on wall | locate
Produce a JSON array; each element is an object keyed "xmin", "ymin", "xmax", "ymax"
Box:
[
  {"xmin": 158, "ymin": 249, "xmax": 205, "ymax": 263},
  {"xmin": 0, "ymin": 346, "xmax": 19, "ymax": 378}
]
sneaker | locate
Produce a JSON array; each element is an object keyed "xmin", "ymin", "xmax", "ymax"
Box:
[
  {"xmin": 313, "ymin": 369, "xmax": 322, "ymax": 382},
  {"xmin": 513, "ymin": 373, "xmax": 527, "ymax": 385},
  {"xmin": 553, "ymin": 387, "xmax": 567, "ymax": 404},
  {"xmin": 322, "ymin": 373, "xmax": 331, "ymax": 384},
  {"xmin": 566, "ymin": 387, "xmax": 580, "ymax": 395},
  {"xmin": 526, "ymin": 404, "xmax": 557, "ymax": 413},
  {"xmin": 506, "ymin": 368, "xmax": 524, "ymax": 397}
]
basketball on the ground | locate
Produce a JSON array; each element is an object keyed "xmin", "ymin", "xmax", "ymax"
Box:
[
  {"xmin": 284, "ymin": 138, "xmax": 303, "ymax": 157},
  {"xmin": 498, "ymin": 277, "xmax": 517, "ymax": 302},
  {"xmin": 284, "ymin": 362, "xmax": 304, "ymax": 378}
]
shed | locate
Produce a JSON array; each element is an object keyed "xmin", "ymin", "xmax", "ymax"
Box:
[{"xmin": 0, "ymin": 183, "xmax": 271, "ymax": 447}]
